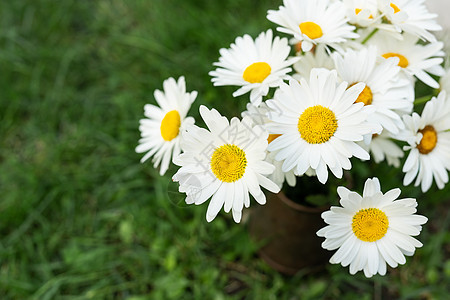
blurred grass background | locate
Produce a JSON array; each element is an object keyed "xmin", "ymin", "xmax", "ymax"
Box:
[{"xmin": 0, "ymin": 0, "xmax": 449, "ymax": 299}]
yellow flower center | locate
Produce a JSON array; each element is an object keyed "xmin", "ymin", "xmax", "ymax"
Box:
[
  {"xmin": 298, "ymin": 105, "xmax": 338, "ymax": 144},
  {"xmin": 390, "ymin": 3, "xmax": 400, "ymax": 13},
  {"xmin": 299, "ymin": 22, "xmax": 323, "ymax": 40},
  {"xmin": 243, "ymin": 62, "xmax": 271, "ymax": 83},
  {"xmin": 382, "ymin": 52, "xmax": 409, "ymax": 68},
  {"xmin": 210, "ymin": 144, "xmax": 247, "ymax": 183},
  {"xmin": 417, "ymin": 125, "xmax": 438, "ymax": 154},
  {"xmin": 160, "ymin": 110, "xmax": 181, "ymax": 141},
  {"xmin": 267, "ymin": 134, "xmax": 281, "ymax": 144},
  {"xmin": 351, "ymin": 83, "xmax": 373, "ymax": 106},
  {"xmin": 352, "ymin": 208, "xmax": 389, "ymax": 242}
]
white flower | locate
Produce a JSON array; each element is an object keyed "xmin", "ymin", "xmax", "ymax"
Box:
[
  {"xmin": 209, "ymin": 29, "xmax": 299, "ymax": 107},
  {"xmin": 293, "ymin": 44, "xmax": 335, "ymax": 81},
  {"xmin": 266, "ymin": 68, "xmax": 381, "ymax": 184},
  {"xmin": 343, "ymin": 0, "xmax": 379, "ymax": 28},
  {"xmin": 333, "ymin": 46, "xmax": 414, "ymax": 134},
  {"xmin": 439, "ymin": 67, "xmax": 450, "ymax": 94},
  {"xmin": 377, "ymin": 0, "xmax": 441, "ymax": 42},
  {"xmin": 360, "ymin": 131, "xmax": 404, "ymax": 167},
  {"xmin": 242, "ymin": 103, "xmax": 296, "ymax": 188},
  {"xmin": 317, "ymin": 177, "xmax": 428, "ymax": 278},
  {"xmin": 267, "ymin": 0, "xmax": 358, "ymax": 52},
  {"xmin": 172, "ymin": 106, "xmax": 280, "ymax": 223},
  {"xmin": 398, "ymin": 92, "xmax": 450, "ymax": 192},
  {"xmin": 136, "ymin": 77, "xmax": 196, "ymax": 175},
  {"xmin": 368, "ymin": 32, "xmax": 445, "ymax": 89}
]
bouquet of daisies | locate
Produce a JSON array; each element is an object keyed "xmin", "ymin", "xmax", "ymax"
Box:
[{"xmin": 136, "ymin": 0, "xmax": 450, "ymax": 278}]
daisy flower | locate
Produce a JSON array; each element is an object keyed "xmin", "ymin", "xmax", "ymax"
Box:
[
  {"xmin": 293, "ymin": 44, "xmax": 335, "ymax": 81},
  {"xmin": 398, "ymin": 92, "xmax": 450, "ymax": 192},
  {"xmin": 333, "ymin": 46, "xmax": 414, "ymax": 134},
  {"xmin": 136, "ymin": 76, "xmax": 196, "ymax": 175},
  {"xmin": 317, "ymin": 177, "xmax": 428, "ymax": 278},
  {"xmin": 359, "ymin": 131, "xmax": 404, "ymax": 167},
  {"xmin": 377, "ymin": 0, "xmax": 441, "ymax": 42},
  {"xmin": 172, "ymin": 106, "xmax": 280, "ymax": 223},
  {"xmin": 368, "ymin": 32, "xmax": 445, "ymax": 89},
  {"xmin": 209, "ymin": 29, "xmax": 299, "ymax": 107},
  {"xmin": 267, "ymin": 0, "xmax": 358, "ymax": 52},
  {"xmin": 242, "ymin": 103, "xmax": 296, "ymax": 188},
  {"xmin": 343, "ymin": 0, "xmax": 379, "ymax": 28},
  {"xmin": 266, "ymin": 68, "xmax": 381, "ymax": 184}
]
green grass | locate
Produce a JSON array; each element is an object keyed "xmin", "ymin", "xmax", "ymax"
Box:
[{"xmin": 0, "ymin": 0, "xmax": 449, "ymax": 299}]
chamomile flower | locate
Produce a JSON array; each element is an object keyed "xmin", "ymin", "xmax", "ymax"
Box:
[
  {"xmin": 368, "ymin": 32, "xmax": 445, "ymax": 89},
  {"xmin": 267, "ymin": 0, "xmax": 358, "ymax": 52},
  {"xmin": 242, "ymin": 103, "xmax": 296, "ymax": 188},
  {"xmin": 266, "ymin": 68, "xmax": 381, "ymax": 184},
  {"xmin": 136, "ymin": 76, "xmax": 196, "ymax": 175},
  {"xmin": 333, "ymin": 46, "xmax": 414, "ymax": 134},
  {"xmin": 360, "ymin": 131, "xmax": 404, "ymax": 167},
  {"xmin": 209, "ymin": 29, "xmax": 299, "ymax": 107},
  {"xmin": 343, "ymin": 0, "xmax": 379, "ymax": 28},
  {"xmin": 377, "ymin": 0, "xmax": 441, "ymax": 42},
  {"xmin": 317, "ymin": 177, "xmax": 428, "ymax": 278},
  {"xmin": 293, "ymin": 44, "xmax": 335, "ymax": 81},
  {"xmin": 172, "ymin": 106, "xmax": 280, "ymax": 223},
  {"xmin": 398, "ymin": 92, "xmax": 450, "ymax": 192}
]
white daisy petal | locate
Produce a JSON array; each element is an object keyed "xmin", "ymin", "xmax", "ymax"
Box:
[
  {"xmin": 206, "ymin": 183, "xmax": 227, "ymax": 222},
  {"xmin": 367, "ymin": 243, "xmax": 379, "ymax": 276}
]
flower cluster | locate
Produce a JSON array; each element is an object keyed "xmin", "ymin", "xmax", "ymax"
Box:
[{"xmin": 136, "ymin": 0, "xmax": 449, "ymax": 277}]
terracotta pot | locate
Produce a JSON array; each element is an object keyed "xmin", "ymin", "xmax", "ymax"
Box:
[{"xmin": 248, "ymin": 191, "xmax": 331, "ymax": 275}]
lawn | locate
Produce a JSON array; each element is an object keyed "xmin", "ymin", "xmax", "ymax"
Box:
[{"xmin": 0, "ymin": 0, "xmax": 449, "ymax": 299}]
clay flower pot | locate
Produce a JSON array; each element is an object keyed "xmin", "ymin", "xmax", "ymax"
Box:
[{"xmin": 248, "ymin": 191, "xmax": 331, "ymax": 275}]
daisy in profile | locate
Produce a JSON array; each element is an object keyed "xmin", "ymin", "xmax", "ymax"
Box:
[
  {"xmin": 209, "ymin": 29, "xmax": 299, "ymax": 107},
  {"xmin": 359, "ymin": 131, "xmax": 404, "ymax": 167},
  {"xmin": 136, "ymin": 76, "xmax": 196, "ymax": 175},
  {"xmin": 242, "ymin": 103, "xmax": 296, "ymax": 188},
  {"xmin": 317, "ymin": 177, "xmax": 428, "ymax": 278},
  {"xmin": 343, "ymin": 0, "xmax": 379, "ymax": 28},
  {"xmin": 377, "ymin": 0, "xmax": 441, "ymax": 42},
  {"xmin": 398, "ymin": 92, "xmax": 450, "ymax": 192},
  {"xmin": 333, "ymin": 46, "xmax": 414, "ymax": 134},
  {"xmin": 267, "ymin": 0, "xmax": 358, "ymax": 52},
  {"xmin": 292, "ymin": 44, "xmax": 335, "ymax": 81},
  {"xmin": 368, "ymin": 32, "xmax": 445, "ymax": 89},
  {"xmin": 172, "ymin": 106, "xmax": 280, "ymax": 223},
  {"xmin": 266, "ymin": 69, "xmax": 381, "ymax": 184}
]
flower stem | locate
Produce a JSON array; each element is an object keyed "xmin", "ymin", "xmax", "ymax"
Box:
[
  {"xmin": 414, "ymin": 95, "xmax": 433, "ymax": 105},
  {"xmin": 362, "ymin": 28, "xmax": 379, "ymax": 44}
]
